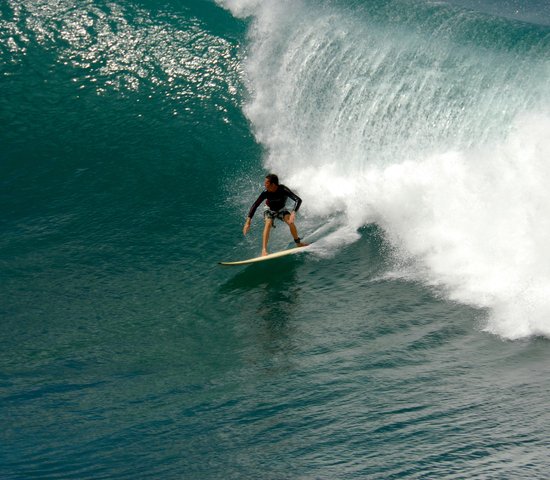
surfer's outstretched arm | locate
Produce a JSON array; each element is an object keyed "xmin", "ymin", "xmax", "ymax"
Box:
[
  {"xmin": 243, "ymin": 217, "xmax": 251, "ymax": 235},
  {"xmin": 244, "ymin": 191, "xmax": 267, "ymax": 235}
]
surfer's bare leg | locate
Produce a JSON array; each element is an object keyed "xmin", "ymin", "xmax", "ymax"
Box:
[
  {"xmin": 262, "ymin": 218, "xmax": 272, "ymax": 256},
  {"xmin": 284, "ymin": 213, "xmax": 308, "ymax": 247}
]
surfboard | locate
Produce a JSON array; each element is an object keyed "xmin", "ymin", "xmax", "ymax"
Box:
[{"xmin": 219, "ymin": 245, "xmax": 310, "ymax": 266}]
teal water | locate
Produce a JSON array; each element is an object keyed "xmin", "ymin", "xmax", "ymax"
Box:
[{"xmin": 2, "ymin": 0, "xmax": 550, "ymax": 478}]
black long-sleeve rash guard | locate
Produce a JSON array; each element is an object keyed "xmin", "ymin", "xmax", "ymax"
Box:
[{"xmin": 247, "ymin": 184, "xmax": 302, "ymax": 219}]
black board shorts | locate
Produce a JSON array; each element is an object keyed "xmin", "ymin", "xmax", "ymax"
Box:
[{"xmin": 263, "ymin": 207, "xmax": 290, "ymax": 225}]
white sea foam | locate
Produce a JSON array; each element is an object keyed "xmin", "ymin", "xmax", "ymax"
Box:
[{"xmin": 220, "ymin": 0, "xmax": 550, "ymax": 339}]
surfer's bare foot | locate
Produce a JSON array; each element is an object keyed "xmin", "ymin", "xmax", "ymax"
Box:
[
  {"xmin": 262, "ymin": 249, "xmax": 268, "ymax": 256},
  {"xmin": 296, "ymin": 242, "xmax": 309, "ymax": 247}
]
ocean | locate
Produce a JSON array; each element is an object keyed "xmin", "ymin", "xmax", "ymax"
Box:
[{"xmin": 2, "ymin": 0, "xmax": 550, "ymax": 478}]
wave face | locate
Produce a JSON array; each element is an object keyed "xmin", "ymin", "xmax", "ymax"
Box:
[
  {"xmin": 218, "ymin": 0, "xmax": 550, "ymax": 339},
  {"xmin": 1, "ymin": 0, "xmax": 249, "ymax": 265}
]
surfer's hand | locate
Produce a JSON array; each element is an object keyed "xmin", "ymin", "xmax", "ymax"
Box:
[{"xmin": 243, "ymin": 218, "xmax": 251, "ymax": 235}]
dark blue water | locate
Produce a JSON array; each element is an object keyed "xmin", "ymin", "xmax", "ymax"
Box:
[{"xmin": 2, "ymin": 0, "xmax": 550, "ymax": 478}]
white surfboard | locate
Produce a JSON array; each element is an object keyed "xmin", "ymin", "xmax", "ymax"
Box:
[{"xmin": 219, "ymin": 245, "xmax": 310, "ymax": 266}]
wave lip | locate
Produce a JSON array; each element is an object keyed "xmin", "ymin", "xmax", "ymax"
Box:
[{"xmin": 443, "ymin": 0, "xmax": 550, "ymax": 27}]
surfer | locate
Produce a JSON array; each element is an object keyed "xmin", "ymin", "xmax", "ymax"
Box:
[{"xmin": 243, "ymin": 174, "xmax": 308, "ymax": 256}]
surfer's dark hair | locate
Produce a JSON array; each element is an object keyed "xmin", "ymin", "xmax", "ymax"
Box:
[{"xmin": 266, "ymin": 173, "xmax": 279, "ymax": 185}]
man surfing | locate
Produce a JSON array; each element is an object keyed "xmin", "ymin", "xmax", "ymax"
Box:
[{"xmin": 243, "ymin": 174, "xmax": 308, "ymax": 256}]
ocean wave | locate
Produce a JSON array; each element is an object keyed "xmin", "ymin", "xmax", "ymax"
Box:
[{"xmin": 218, "ymin": 0, "xmax": 550, "ymax": 339}]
